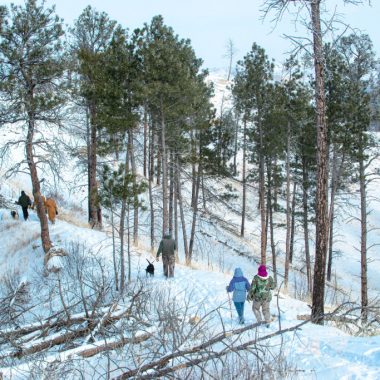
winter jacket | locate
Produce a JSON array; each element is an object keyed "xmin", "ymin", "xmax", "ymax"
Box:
[
  {"xmin": 227, "ymin": 268, "xmax": 250, "ymax": 303},
  {"xmin": 248, "ymin": 274, "xmax": 275, "ymax": 302},
  {"xmin": 157, "ymin": 234, "xmax": 176, "ymax": 258},
  {"xmin": 44, "ymin": 198, "xmax": 58, "ymax": 223},
  {"xmin": 17, "ymin": 192, "xmax": 32, "ymax": 208}
]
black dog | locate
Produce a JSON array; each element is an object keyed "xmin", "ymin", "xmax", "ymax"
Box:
[
  {"xmin": 145, "ymin": 259, "xmax": 155, "ymax": 277},
  {"xmin": 11, "ymin": 210, "xmax": 19, "ymax": 220}
]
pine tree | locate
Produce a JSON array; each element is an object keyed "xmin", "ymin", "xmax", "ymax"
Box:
[
  {"xmin": 70, "ymin": 6, "xmax": 117, "ymax": 229},
  {"xmin": 232, "ymin": 43, "xmax": 274, "ymax": 264},
  {"xmin": 0, "ymin": 0, "xmax": 66, "ymax": 256}
]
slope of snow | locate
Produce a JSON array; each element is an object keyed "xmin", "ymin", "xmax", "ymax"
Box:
[{"xmin": 0, "ymin": 71, "xmax": 379, "ymax": 378}]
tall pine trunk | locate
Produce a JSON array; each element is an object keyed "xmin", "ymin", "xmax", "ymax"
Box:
[
  {"xmin": 119, "ymin": 150, "xmax": 129, "ymax": 292},
  {"xmin": 188, "ymin": 160, "xmax": 202, "ymax": 265},
  {"xmin": 148, "ymin": 121, "xmax": 155, "ymax": 252},
  {"xmin": 160, "ymin": 100, "xmax": 169, "ymax": 234},
  {"xmin": 88, "ymin": 104, "xmax": 101, "ymax": 228},
  {"xmin": 267, "ymin": 160, "xmax": 277, "ymax": 286},
  {"xmin": 26, "ymin": 116, "xmax": 51, "ymax": 255},
  {"xmin": 174, "ymin": 170, "xmax": 179, "ymax": 263},
  {"xmin": 290, "ymin": 181, "xmax": 297, "ymax": 264},
  {"xmin": 241, "ymin": 120, "xmax": 247, "ymax": 237},
  {"xmin": 327, "ymin": 146, "xmax": 337, "ymax": 282},
  {"xmin": 176, "ymin": 155, "xmax": 189, "ymax": 260},
  {"xmin": 233, "ymin": 116, "xmax": 239, "ymax": 176},
  {"xmin": 128, "ymin": 129, "xmax": 139, "ymax": 244},
  {"xmin": 327, "ymin": 147, "xmax": 346, "ymax": 281},
  {"xmin": 302, "ymin": 155, "xmax": 312, "ymax": 294},
  {"xmin": 284, "ymin": 124, "xmax": 291, "ymax": 290},
  {"xmin": 259, "ymin": 123, "xmax": 267, "ymax": 264},
  {"xmin": 359, "ymin": 138, "xmax": 368, "ymax": 323},
  {"xmin": 110, "ymin": 195, "xmax": 119, "ymax": 291},
  {"xmin": 169, "ymin": 151, "xmax": 174, "ymax": 234},
  {"xmin": 143, "ymin": 110, "xmax": 148, "ymax": 178},
  {"xmin": 311, "ymin": 0, "xmax": 329, "ymax": 325}
]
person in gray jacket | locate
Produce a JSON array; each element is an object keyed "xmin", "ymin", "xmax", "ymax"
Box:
[{"xmin": 156, "ymin": 230, "xmax": 176, "ymax": 278}]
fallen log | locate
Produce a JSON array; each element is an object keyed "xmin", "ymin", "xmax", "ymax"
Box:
[
  {"xmin": 76, "ymin": 332, "xmax": 152, "ymax": 358},
  {"xmin": 0, "ymin": 307, "xmax": 133, "ymax": 359}
]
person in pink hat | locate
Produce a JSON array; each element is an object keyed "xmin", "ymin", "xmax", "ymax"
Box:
[{"xmin": 247, "ymin": 264, "xmax": 275, "ymax": 325}]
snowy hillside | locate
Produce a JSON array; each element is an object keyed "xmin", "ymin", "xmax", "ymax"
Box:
[{"xmin": 0, "ymin": 71, "xmax": 380, "ymax": 379}]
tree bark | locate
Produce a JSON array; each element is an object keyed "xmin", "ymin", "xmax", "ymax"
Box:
[
  {"xmin": 188, "ymin": 161, "xmax": 202, "ymax": 265},
  {"xmin": 241, "ymin": 120, "xmax": 247, "ymax": 237},
  {"xmin": 359, "ymin": 137, "xmax": 368, "ymax": 323},
  {"xmin": 160, "ymin": 99, "xmax": 169, "ymax": 234},
  {"xmin": 327, "ymin": 146, "xmax": 337, "ymax": 282},
  {"xmin": 174, "ymin": 169, "xmax": 179, "ymax": 263},
  {"xmin": 149, "ymin": 119, "xmax": 155, "ymax": 251},
  {"xmin": 26, "ymin": 107, "xmax": 51, "ymax": 254},
  {"xmin": 311, "ymin": 0, "xmax": 329, "ymax": 325},
  {"xmin": 119, "ymin": 149, "xmax": 129, "ymax": 292},
  {"xmin": 143, "ymin": 109, "xmax": 148, "ymax": 178},
  {"xmin": 284, "ymin": 123, "xmax": 291, "ymax": 290},
  {"xmin": 176, "ymin": 156, "xmax": 189, "ymax": 261},
  {"xmin": 289, "ymin": 181, "xmax": 297, "ymax": 264},
  {"xmin": 302, "ymin": 155, "xmax": 312, "ymax": 294},
  {"xmin": 88, "ymin": 103, "xmax": 101, "ymax": 228},
  {"xmin": 127, "ymin": 128, "xmax": 138, "ymax": 244},
  {"xmin": 169, "ymin": 151, "xmax": 174, "ymax": 234},
  {"xmin": 267, "ymin": 160, "xmax": 277, "ymax": 286},
  {"xmin": 259, "ymin": 123, "xmax": 267, "ymax": 265},
  {"xmin": 110, "ymin": 195, "xmax": 119, "ymax": 291}
]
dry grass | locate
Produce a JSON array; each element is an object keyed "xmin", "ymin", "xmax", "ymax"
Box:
[
  {"xmin": 57, "ymin": 211, "xmax": 91, "ymax": 229},
  {"xmin": 7, "ymin": 231, "xmax": 40, "ymax": 256}
]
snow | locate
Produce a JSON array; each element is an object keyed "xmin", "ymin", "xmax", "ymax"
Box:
[{"xmin": 0, "ymin": 72, "xmax": 379, "ymax": 379}]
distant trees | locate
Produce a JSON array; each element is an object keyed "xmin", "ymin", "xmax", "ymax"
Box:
[
  {"xmin": 134, "ymin": 15, "xmax": 214, "ymax": 264},
  {"xmin": 70, "ymin": 6, "xmax": 117, "ymax": 229},
  {"xmin": 232, "ymin": 43, "xmax": 275, "ymax": 265},
  {"xmin": 0, "ymin": 0, "xmax": 66, "ymax": 255}
]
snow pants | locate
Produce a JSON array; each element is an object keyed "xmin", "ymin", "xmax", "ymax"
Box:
[
  {"xmin": 234, "ymin": 301, "xmax": 245, "ymax": 324},
  {"xmin": 252, "ymin": 299, "xmax": 271, "ymax": 323},
  {"xmin": 162, "ymin": 254, "xmax": 175, "ymax": 278},
  {"xmin": 21, "ymin": 206, "xmax": 29, "ymax": 221}
]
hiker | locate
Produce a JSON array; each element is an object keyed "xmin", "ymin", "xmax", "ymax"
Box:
[
  {"xmin": 156, "ymin": 230, "xmax": 176, "ymax": 278},
  {"xmin": 16, "ymin": 191, "xmax": 32, "ymax": 221},
  {"xmin": 247, "ymin": 265, "xmax": 275, "ymax": 325},
  {"xmin": 45, "ymin": 197, "xmax": 58, "ymax": 224},
  {"xmin": 226, "ymin": 267, "xmax": 250, "ymax": 324}
]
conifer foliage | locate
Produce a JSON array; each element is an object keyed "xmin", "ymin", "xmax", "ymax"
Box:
[{"xmin": 0, "ymin": 0, "xmax": 66, "ymax": 255}]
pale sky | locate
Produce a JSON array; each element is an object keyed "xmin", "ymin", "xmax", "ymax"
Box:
[{"xmin": 2, "ymin": 0, "xmax": 380, "ymax": 72}]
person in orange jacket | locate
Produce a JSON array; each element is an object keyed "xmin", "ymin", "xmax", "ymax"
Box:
[{"xmin": 44, "ymin": 197, "xmax": 58, "ymax": 224}]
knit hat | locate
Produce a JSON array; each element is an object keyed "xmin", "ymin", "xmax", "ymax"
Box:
[{"xmin": 258, "ymin": 265, "xmax": 268, "ymax": 278}]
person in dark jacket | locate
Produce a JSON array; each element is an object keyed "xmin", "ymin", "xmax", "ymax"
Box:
[
  {"xmin": 16, "ymin": 191, "xmax": 32, "ymax": 221},
  {"xmin": 156, "ymin": 231, "xmax": 176, "ymax": 278},
  {"xmin": 226, "ymin": 267, "xmax": 250, "ymax": 324}
]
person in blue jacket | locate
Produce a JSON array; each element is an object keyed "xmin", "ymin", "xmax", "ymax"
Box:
[{"xmin": 226, "ymin": 267, "xmax": 250, "ymax": 324}]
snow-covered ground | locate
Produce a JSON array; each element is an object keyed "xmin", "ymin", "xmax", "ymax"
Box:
[
  {"xmin": 0, "ymin": 194, "xmax": 380, "ymax": 378},
  {"xmin": 0, "ymin": 72, "xmax": 379, "ymax": 379}
]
